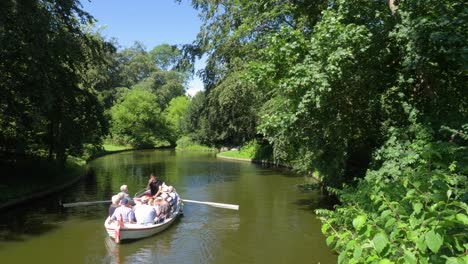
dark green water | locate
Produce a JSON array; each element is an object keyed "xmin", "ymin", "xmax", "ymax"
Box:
[{"xmin": 0, "ymin": 150, "xmax": 336, "ymax": 263}]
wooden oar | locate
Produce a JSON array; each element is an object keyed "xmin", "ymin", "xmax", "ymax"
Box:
[
  {"xmin": 182, "ymin": 199, "xmax": 239, "ymax": 210},
  {"xmin": 61, "ymin": 200, "xmax": 112, "ymax": 208}
]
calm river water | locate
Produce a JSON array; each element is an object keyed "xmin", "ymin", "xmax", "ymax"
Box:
[{"xmin": 0, "ymin": 150, "xmax": 336, "ymax": 263}]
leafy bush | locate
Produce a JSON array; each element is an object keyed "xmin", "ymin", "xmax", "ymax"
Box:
[
  {"xmin": 317, "ymin": 126, "xmax": 468, "ymax": 263},
  {"xmin": 175, "ymin": 136, "xmax": 216, "ymax": 151},
  {"xmin": 109, "ymin": 87, "xmax": 167, "ymax": 148}
]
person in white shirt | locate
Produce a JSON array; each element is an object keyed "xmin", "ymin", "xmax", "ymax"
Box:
[{"xmin": 134, "ymin": 196, "xmax": 156, "ymax": 225}]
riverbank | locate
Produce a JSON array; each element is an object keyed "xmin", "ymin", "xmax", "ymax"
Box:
[
  {"xmin": 0, "ymin": 155, "xmax": 86, "ymax": 209},
  {"xmin": 0, "ymin": 144, "xmax": 135, "ymax": 210},
  {"xmin": 217, "ymin": 150, "xmax": 290, "ymax": 167},
  {"xmin": 1, "ymin": 143, "xmax": 291, "ymax": 210}
]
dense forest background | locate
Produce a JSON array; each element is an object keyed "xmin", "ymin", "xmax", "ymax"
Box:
[{"xmin": 1, "ymin": 0, "xmax": 466, "ymax": 262}]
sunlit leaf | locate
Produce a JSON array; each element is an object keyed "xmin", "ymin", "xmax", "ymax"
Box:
[
  {"xmin": 373, "ymin": 233, "xmax": 389, "ymax": 253},
  {"xmin": 353, "ymin": 215, "xmax": 367, "ymax": 230},
  {"xmin": 425, "ymin": 230, "xmax": 443, "ymax": 253},
  {"xmin": 403, "ymin": 250, "xmax": 417, "ymax": 264}
]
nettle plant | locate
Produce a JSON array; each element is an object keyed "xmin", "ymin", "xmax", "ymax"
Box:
[{"xmin": 317, "ymin": 127, "xmax": 468, "ymax": 263}]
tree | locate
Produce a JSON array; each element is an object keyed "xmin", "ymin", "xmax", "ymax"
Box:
[
  {"xmin": 109, "ymin": 87, "xmax": 166, "ymax": 148},
  {"xmin": 196, "ymin": 70, "xmax": 262, "ymax": 146},
  {"xmin": 148, "ymin": 70, "xmax": 186, "ymax": 110},
  {"xmin": 149, "ymin": 43, "xmax": 183, "ymax": 71},
  {"xmin": 163, "ymin": 96, "xmax": 190, "ymax": 145},
  {"xmin": 0, "ymin": 0, "xmax": 112, "ymax": 162},
  {"xmin": 185, "ymin": 2, "xmax": 467, "ymax": 261},
  {"xmin": 116, "ymin": 41, "xmax": 157, "ymax": 88},
  {"xmin": 183, "ymin": 91, "xmax": 206, "ymax": 140}
]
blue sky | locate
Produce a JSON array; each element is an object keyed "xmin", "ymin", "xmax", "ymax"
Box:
[{"xmin": 81, "ymin": 0, "xmax": 205, "ymax": 95}]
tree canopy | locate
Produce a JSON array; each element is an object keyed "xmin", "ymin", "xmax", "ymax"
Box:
[
  {"xmin": 182, "ymin": 0, "xmax": 467, "ymax": 262},
  {"xmin": 0, "ymin": 0, "xmax": 113, "ymax": 162}
]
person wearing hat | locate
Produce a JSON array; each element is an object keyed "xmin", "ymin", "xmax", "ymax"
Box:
[
  {"xmin": 110, "ymin": 198, "xmax": 136, "ymax": 224},
  {"xmin": 134, "ymin": 196, "xmax": 156, "ymax": 225}
]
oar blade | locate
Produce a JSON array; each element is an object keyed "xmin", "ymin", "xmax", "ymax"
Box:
[
  {"xmin": 182, "ymin": 199, "xmax": 239, "ymax": 210},
  {"xmin": 210, "ymin": 203, "xmax": 239, "ymax": 210}
]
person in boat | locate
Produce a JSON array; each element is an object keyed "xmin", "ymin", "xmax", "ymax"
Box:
[
  {"xmin": 160, "ymin": 186, "xmax": 178, "ymax": 211},
  {"xmin": 118, "ymin": 185, "xmax": 135, "ymax": 206},
  {"xmin": 108, "ymin": 195, "xmax": 121, "ymax": 217},
  {"xmin": 167, "ymin": 186, "xmax": 178, "ymax": 209},
  {"xmin": 146, "ymin": 173, "xmax": 163, "ymax": 197},
  {"xmin": 153, "ymin": 197, "xmax": 170, "ymax": 223},
  {"xmin": 134, "ymin": 196, "xmax": 156, "ymax": 225},
  {"xmin": 110, "ymin": 198, "xmax": 136, "ymax": 224},
  {"xmin": 160, "ymin": 187, "xmax": 172, "ymax": 207}
]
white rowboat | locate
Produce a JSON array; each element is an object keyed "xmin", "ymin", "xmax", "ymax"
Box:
[{"xmin": 104, "ymin": 192, "xmax": 183, "ymax": 243}]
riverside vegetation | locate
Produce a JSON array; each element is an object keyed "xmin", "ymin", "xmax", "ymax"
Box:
[{"xmin": 1, "ymin": 0, "xmax": 466, "ymax": 262}]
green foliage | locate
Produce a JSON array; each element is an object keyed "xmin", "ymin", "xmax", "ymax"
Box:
[
  {"xmin": 175, "ymin": 136, "xmax": 216, "ymax": 151},
  {"xmin": 195, "ymin": 70, "xmax": 263, "ymax": 146},
  {"xmin": 148, "ymin": 70, "xmax": 186, "ymax": 109},
  {"xmin": 0, "ymin": 0, "xmax": 112, "ymax": 162},
  {"xmin": 109, "ymin": 87, "xmax": 167, "ymax": 148},
  {"xmin": 317, "ymin": 126, "xmax": 468, "ymax": 263},
  {"xmin": 217, "ymin": 139, "xmax": 274, "ymax": 163},
  {"xmin": 150, "ymin": 43, "xmax": 187, "ymax": 72},
  {"xmin": 115, "ymin": 41, "xmax": 157, "ymax": 88},
  {"xmin": 183, "ymin": 91, "xmax": 206, "ymax": 139},
  {"xmin": 102, "ymin": 144, "xmax": 132, "ymax": 152},
  {"xmin": 186, "ymin": 0, "xmax": 467, "ymax": 262},
  {"xmin": 164, "ymin": 96, "xmax": 190, "ymax": 144}
]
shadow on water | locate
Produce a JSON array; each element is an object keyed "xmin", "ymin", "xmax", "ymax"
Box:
[
  {"xmin": 0, "ymin": 167, "xmax": 103, "ymax": 245},
  {"xmin": 0, "ymin": 202, "xmax": 64, "ymax": 243},
  {"xmin": 293, "ymin": 190, "xmax": 339, "ymax": 212}
]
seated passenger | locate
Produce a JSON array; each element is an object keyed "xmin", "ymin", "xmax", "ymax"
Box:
[
  {"xmin": 110, "ymin": 198, "xmax": 136, "ymax": 224},
  {"xmin": 134, "ymin": 196, "xmax": 156, "ymax": 225},
  {"xmin": 108, "ymin": 195, "xmax": 121, "ymax": 217},
  {"xmin": 168, "ymin": 186, "xmax": 178, "ymax": 209},
  {"xmin": 153, "ymin": 197, "xmax": 170, "ymax": 223},
  {"xmin": 117, "ymin": 185, "xmax": 135, "ymax": 206}
]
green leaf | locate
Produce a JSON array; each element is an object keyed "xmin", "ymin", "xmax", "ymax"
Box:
[
  {"xmin": 321, "ymin": 223, "xmax": 330, "ymax": 234},
  {"xmin": 425, "ymin": 230, "xmax": 443, "ymax": 253},
  {"xmin": 379, "ymin": 259, "xmax": 393, "ymax": 264},
  {"xmin": 413, "ymin": 203, "xmax": 423, "ymax": 214},
  {"xmin": 385, "ymin": 218, "xmax": 396, "ymax": 229},
  {"xmin": 353, "ymin": 215, "xmax": 367, "ymax": 230},
  {"xmin": 403, "ymin": 250, "xmax": 417, "ymax": 264},
  {"xmin": 445, "ymin": 257, "xmax": 465, "ymax": 264},
  {"xmin": 373, "ymin": 233, "xmax": 389, "ymax": 253},
  {"xmin": 381, "ymin": 210, "xmax": 392, "ymax": 219},
  {"xmin": 353, "ymin": 245, "xmax": 362, "ymax": 258},
  {"xmin": 338, "ymin": 251, "xmax": 348, "ymax": 264},
  {"xmin": 416, "ymin": 236, "xmax": 427, "ymax": 252},
  {"xmin": 326, "ymin": 235, "xmax": 335, "ymax": 246},
  {"xmin": 456, "ymin": 214, "xmax": 468, "ymax": 225},
  {"xmin": 346, "ymin": 240, "xmax": 356, "ymax": 250}
]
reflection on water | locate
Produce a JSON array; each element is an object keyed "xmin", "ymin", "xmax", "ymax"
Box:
[{"xmin": 0, "ymin": 150, "xmax": 336, "ymax": 263}]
